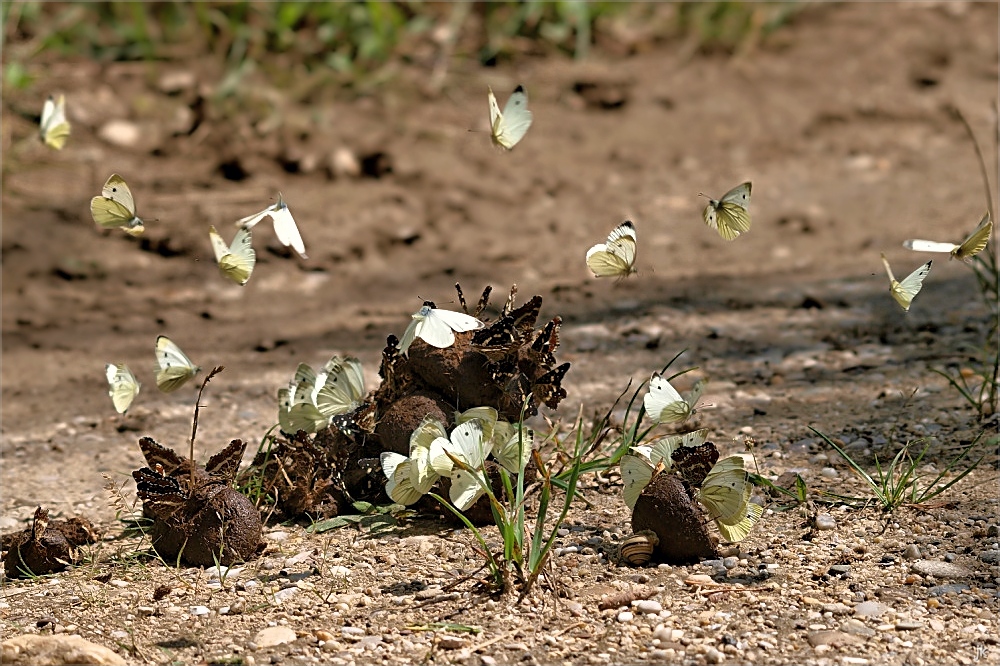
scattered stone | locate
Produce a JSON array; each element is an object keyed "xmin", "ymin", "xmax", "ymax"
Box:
[
  {"xmin": 853, "ymin": 601, "xmax": 887, "ymax": 617},
  {"xmin": 437, "ymin": 636, "xmax": 467, "ymax": 649},
  {"xmin": 911, "ymin": 560, "xmax": 972, "ymax": 578},
  {"xmin": 895, "ymin": 621, "xmax": 924, "ymax": 630},
  {"xmin": 705, "ymin": 647, "xmax": 725, "ymax": 664},
  {"xmin": 617, "ymin": 611, "xmax": 634, "ymax": 623},
  {"xmin": 903, "ymin": 544, "xmax": 921, "ymax": 560},
  {"xmin": 840, "ymin": 619, "xmax": 875, "ymax": 637},
  {"xmin": 807, "ymin": 630, "xmax": 862, "ymax": 648},
  {"xmin": 828, "ymin": 564, "xmax": 851, "ymax": 576},
  {"xmin": 928, "ymin": 583, "xmax": 971, "ymax": 596},
  {"xmin": 253, "ymin": 626, "xmax": 297, "ymax": 648},
  {"xmin": 633, "ymin": 600, "xmax": 662, "ymax": 615},
  {"xmin": 189, "ymin": 606, "xmax": 210, "ymax": 616},
  {"xmin": 722, "ymin": 556, "xmax": 740, "ymax": 570},
  {"xmin": 1, "ymin": 634, "xmax": 127, "ymax": 665},
  {"xmin": 814, "ymin": 514, "xmax": 837, "ymax": 530},
  {"xmin": 978, "ymin": 550, "xmax": 1000, "ymax": 565},
  {"xmin": 97, "ymin": 120, "xmax": 141, "ymax": 148}
]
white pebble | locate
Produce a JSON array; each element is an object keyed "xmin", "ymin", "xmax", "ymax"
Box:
[
  {"xmin": 634, "ymin": 600, "xmax": 662, "ymax": 615},
  {"xmin": 617, "ymin": 611, "xmax": 634, "ymax": 623}
]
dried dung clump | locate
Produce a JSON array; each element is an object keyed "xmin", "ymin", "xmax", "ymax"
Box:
[{"xmin": 2, "ymin": 507, "xmax": 99, "ymax": 578}]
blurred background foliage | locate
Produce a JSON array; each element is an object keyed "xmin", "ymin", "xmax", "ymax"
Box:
[{"xmin": 2, "ymin": 1, "xmax": 804, "ymax": 92}]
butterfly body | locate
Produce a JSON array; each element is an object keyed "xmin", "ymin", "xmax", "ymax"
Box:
[{"xmin": 702, "ymin": 182, "xmax": 752, "ymax": 240}]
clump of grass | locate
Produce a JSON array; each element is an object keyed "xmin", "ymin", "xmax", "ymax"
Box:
[
  {"xmin": 812, "ymin": 426, "xmax": 989, "ymax": 512},
  {"xmin": 430, "ymin": 397, "xmax": 585, "ymax": 601}
]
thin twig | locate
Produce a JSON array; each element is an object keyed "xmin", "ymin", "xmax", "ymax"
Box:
[{"xmin": 189, "ymin": 366, "xmax": 224, "ymax": 483}]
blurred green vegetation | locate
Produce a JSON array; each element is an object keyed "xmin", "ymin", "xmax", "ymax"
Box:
[{"xmin": 2, "ymin": 1, "xmax": 802, "ymax": 92}]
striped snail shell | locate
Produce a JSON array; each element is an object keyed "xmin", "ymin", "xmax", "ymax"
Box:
[{"xmin": 620, "ymin": 530, "xmax": 659, "ymax": 566}]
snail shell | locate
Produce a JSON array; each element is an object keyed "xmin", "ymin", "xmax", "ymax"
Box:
[{"xmin": 620, "ymin": 530, "xmax": 659, "ymax": 566}]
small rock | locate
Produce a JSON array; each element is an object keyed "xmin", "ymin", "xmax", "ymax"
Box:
[
  {"xmin": 814, "ymin": 514, "xmax": 837, "ymax": 530},
  {"xmin": 252, "ymin": 626, "xmax": 297, "ymax": 648},
  {"xmin": 840, "ymin": 619, "xmax": 875, "ymax": 637},
  {"xmin": 928, "ymin": 583, "xmax": 971, "ymax": 596},
  {"xmin": 329, "ymin": 148, "xmax": 361, "ymax": 179},
  {"xmin": 828, "ymin": 564, "xmax": 851, "ymax": 577},
  {"xmin": 853, "ymin": 601, "xmax": 888, "ymax": 617},
  {"xmin": 189, "ymin": 606, "xmax": 210, "ymax": 616},
  {"xmin": 1, "ymin": 635, "xmax": 127, "ymax": 665},
  {"xmin": 903, "ymin": 544, "xmax": 921, "ymax": 560},
  {"xmin": 272, "ymin": 587, "xmax": 300, "ymax": 604},
  {"xmin": 652, "ymin": 625, "xmax": 671, "ymax": 642},
  {"xmin": 895, "ymin": 621, "xmax": 924, "ymax": 631},
  {"xmin": 807, "ymin": 630, "xmax": 862, "ymax": 648},
  {"xmin": 158, "ymin": 70, "xmax": 197, "ymax": 94},
  {"xmin": 705, "ymin": 647, "xmax": 725, "ymax": 664},
  {"xmin": 634, "ymin": 600, "xmax": 662, "ymax": 615},
  {"xmin": 911, "ymin": 560, "xmax": 972, "ymax": 578},
  {"xmin": 342, "ymin": 626, "xmax": 365, "ymax": 637},
  {"xmin": 987, "ymin": 525, "xmax": 999, "ymax": 537},
  {"xmin": 97, "ymin": 120, "xmax": 141, "ymax": 148},
  {"xmin": 617, "ymin": 611, "xmax": 634, "ymax": 623},
  {"xmin": 979, "ymin": 550, "xmax": 1000, "ymax": 565},
  {"xmin": 722, "ymin": 557, "xmax": 739, "ymax": 570},
  {"xmin": 437, "ymin": 636, "xmax": 467, "ymax": 649}
]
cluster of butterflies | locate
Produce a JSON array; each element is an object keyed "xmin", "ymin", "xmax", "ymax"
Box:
[
  {"xmin": 380, "ymin": 407, "xmax": 533, "ymax": 511},
  {"xmin": 615, "ymin": 371, "xmax": 762, "ymax": 543},
  {"xmin": 275, "ymin": 355, "xmax": 370, "ymax": 435},
  {"xmin": 881, "ymin": 211, "xmax": 993, "ymax": 311},
  {"xmin": 105, "ymin": 336, "xmax": 201, "ymax": 414}
]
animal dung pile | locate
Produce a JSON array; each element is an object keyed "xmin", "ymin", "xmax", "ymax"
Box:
[
  {"xmin": 132, "ymin": 437, "xmax": 262, "ymax": 567},
  {"xmin": 2, "ymin": 507, "xmax": 99, "ymax": 578}
]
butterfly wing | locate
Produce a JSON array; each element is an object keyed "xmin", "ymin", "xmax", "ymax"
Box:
[
  {"xmin": 902, "ymin": 239, "xmax": 958, "ymax": 253},
  {"xmin": 491, "ymin": 85, "xmax": 533, "ymax": 150},
  {"xmin": 106, "ymin": 363, "xmax": 140, "ymax": 414},
  {"xmin": 647, "ymin": 428, "xmax": 710, "ymax": 469},
  {"xmin": 235, "ymin": 205, "xmax": 272, "ymax": 230},
  {"xmin": 220, "ymin": 226, "xmax": 256, "ymax": 285},
  {"xmin": 587, "ymin": 221, "xmax": 637, "ymax": 278},
  {"xmin": 494, "ymin": 426, "xmax": 534, "ymax": 474},
  {"xmin": 697, "ymin": 459, "xmax": 752, "ymax": 525},
  {"xmin": 382, "ymin": 453, "xmax": 423, "ymax": 505},
  {"xmin": 621, "ymin": 455, "xmax": 655, "ymax": 510},
  {"xmin": 643, "ymin": 375, "xmax": 688, "ymax": 423},
  {"xmin": 101, "ymin": 174, "xmax": 136, "ymax": 216},
  {"xmin": 154, "ymin": 336, "xmax": 200, "ymax": 393},
  {"xmin": 40, "ymin": 95, "xmax": 70, "ymax": 150},
  {"xmin": 954, "ymin": 212, "xmax": 992, "ymax": 260},
  {"xmin": 271, "ymin": 195, "xmax": 307, "ymax": 258},
  {"xmin": 314, "ymin": 356, "xmax": 365, "ymax": 417},
  {"xmin": 715, "ymin": 502, "xmax": 763, "ymax": 542}
]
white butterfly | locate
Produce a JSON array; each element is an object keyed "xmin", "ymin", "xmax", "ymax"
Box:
[
  {"xmin": 313, "ymin": 356, "xmax": 366, "ymax": 417},
  {"xmin": 702, "ymin": 182, "xmax": 752, "ymax": 241},
  {"xmin": 154, "ymin": 336, "xmax": 201, "ymax": 393},
  {"xmin": 235, "ymin": 193, "xmax": 306, "ymax": 258},
  {"xmin": 489, "ymin": 85, "xmax": 533, "ymax": 150},
  {"xmin": 277, "ymin": 387, "xmax": 329, "ymax": 435},
  {"xmin": 40, "ymin": 94, "xmax": 70, "ymax": 150},
  {"xmin": 620, "ymin": 454, "xmax": 659, "ymax": 511},
  {"xmin": 643, "ymin": 375, "xmax": 706, "ymax": 424},
  {"xmin": 429, "ymin": 420, "xmax": 492, "ymax": 511},
  {"xmin": 492, "ymin": 422, "xmax": 534, "ymax": 474},
  {"xmin": 586, "ymin": 221, "xmax": 637, "ymax": 279},
  {"xmin": 398, "ymin": 302, "xmax": 484, "ymax": 355},
  {"xmin": 209, "ymin": 225, "xmax": 256, "ymax": 286},
  {"xmin": 105, "ymin": 363, "xmax": 140, "ymax": 414},
  {"xmin": 903, "ymin": 212, "xmax": 992, "ymax": 261},
  {"xmin": 881, "ymin": 253, "xmax": 931, "ymax": 312},
  {"xmin": 90, "ymin": 174, "xmax": 144, "ymax": 236}
]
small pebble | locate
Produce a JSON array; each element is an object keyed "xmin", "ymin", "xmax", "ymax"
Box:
[
  {"xmin": 634, "ymin": 600, "xmax": 662, "ymax": 615},
  {"xmin": 911, "ymin": 560, "xmax": 972, "ymax": 578},
  {"xmin": 903, "ymin": 544, "xmax": 921, "ymax": 560},
  {"xmin": 722, "ymin": 557, "xmax": 739, "ymax": 570},
  {"xmin": 705, "ymin": 647, "xmax": 725, "ymax": 664},
  {"xmin": 253, "ymin": 626, "xmax": 297, "ymax": 648},
  {"xmin": 853, "ymin": 601, "xmax": 887, "ymax": 617},
  {"xmin": 895, "ymin": 621, "xmax": 924, "ymax": 631},
  {"xmin": 815, "ymin": 514, "xmax": 837, "ymax": 530},
  {"xmin": 189, "ymin": 606, "xmax": 210, "ymax": 616},
  {"xmin": 617, "ymin": 611, "xmax": 634, "ymax": 623}
]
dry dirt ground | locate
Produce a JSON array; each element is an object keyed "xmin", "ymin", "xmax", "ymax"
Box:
[{"xmin": 2, "ymin": 3, "xmax": 999, "ymax": 665}]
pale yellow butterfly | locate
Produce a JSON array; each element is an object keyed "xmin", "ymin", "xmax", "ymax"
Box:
[
  {"xmin": 209, "ymin": 225, "xmax": 255, "ymax": 286},
  {"xmin": 90, "ymin": 174, "xmax": 144, "ymax": 236},
  {"xmin": 105, "ymin": 363, "xmax": 140, "ymax": 414},
  {"xmin": 903, "ymin": 212, "xmax": 992, "ymax": 261},
  {"xmin": 586, "ymin": 221, "xmax": 637, "ymax": 279},
  {"xmin": 154, "ymin": 336, "xmax": 200, "ymax": 392},
  {"xmin": 702, "ymin": 182, "xmax": 752, "ymax": 241},
  {"xmin": 881, "ymin": 253, "xmax": 931, "ymax": 312},
  {"xmin": 489, "ymin": 85, "xmax": 533, "ymax": 150},
  {"xmin": 40, "ymin": 94, "xmax": 70, "ymax": 150}
]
